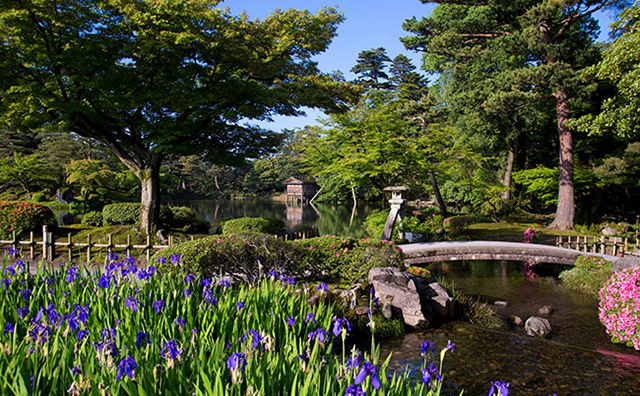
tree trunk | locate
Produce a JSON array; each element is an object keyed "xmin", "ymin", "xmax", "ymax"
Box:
[
  {"xmin": 549, "ymin": 88, "xmax": 575, "ymax": 230},
  {"xmin": 139, "ymin": 153, "xmax": 163, "ymax": 235},
  {"xmin": 428, "ymin": 170, "xmax": 448, "ymax": 217},
  {"xmin": 502, "ymin": 138, "xmax": 515, "ymax": 203}
]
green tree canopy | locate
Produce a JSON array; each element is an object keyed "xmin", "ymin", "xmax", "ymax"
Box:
[
  {"xmin": 402, "ymin": 0, "xmax": 627, "ymax": 229},
  {"xmin": 351, "ymin": 47, "xmax": 392, "ymax": 89},
  {"xmin": 0, "ymin": 0, "xmax": 358, "ymax": 233},
  {"xmin": 572, "ymin": 5, "xmax": 640, "ymax": 138}
]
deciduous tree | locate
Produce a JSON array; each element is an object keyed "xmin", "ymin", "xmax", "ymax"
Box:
[{"xmin": 1, "ymin": 0, "xmax": 358, "ymax": 233}]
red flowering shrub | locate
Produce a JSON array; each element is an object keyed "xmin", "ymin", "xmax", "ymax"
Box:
[
  {"xmin": 0, "ymin": 200, "xmax": 56, "ymax": 239},
  {"xmin": 599, "ymin": 267, "xmax": 640, "ymax": 350}
]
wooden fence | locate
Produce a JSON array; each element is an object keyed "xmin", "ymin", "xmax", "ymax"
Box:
[
  {"xmin": 555, "ymin": 235, "xmax": 640, "ymax": 257},
  {"xmin": 0, "ymin": 226, "xmax": 319, "ymax": 264}
]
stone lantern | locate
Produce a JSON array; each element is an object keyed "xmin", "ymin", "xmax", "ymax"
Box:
[{"xmin": 381, "ymin": 186, "xmax": 409, "ymax": 241}]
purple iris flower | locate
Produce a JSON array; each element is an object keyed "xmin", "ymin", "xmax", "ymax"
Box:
[
  {"xmin": 200, "ymin": 278, "xmax": 212, "ymax": 288},
  {"xmin": 421, "ymin": 340, "xmax": 435, "ymax": 356},
  {"xmin": 48, "ymin": 303, "xmax": 61, "ymax": 326},
  {"xmin": 424, "ymin": 363, "xmax": 442, "ymax": 383},
  {"xmin": 152, "ymin": 300, "xmax": 165, "ymax": 314},
  {"xmin": 107, "ymin": 252, "xmax": 119, "ymax": 262},
  {"xmin": 203, "ymin": 288, "xmax": 217, "ymax": 306},
  {"xmin": 1, "ymin": 278, "xmax": 10, "ymax": 290},
  {"xmin": 97, "ymin": 274, "xmax": 111, "ymax": 288},
  {"xmin": 317, "ymin": 282, "xmax": 328, "ymax": 292},
  {"xmin": 286, "ymin": 277, "xmax": 296, "ymax": 285},
  {"xmin": 136, "ymin": 331, "xmax": 151, "ymax": 347},
  {"xmin": 305, "ymin": 313, "xmax": 316, "ymax": 324},
  {"xmin": 74, "ymin": 303, "xmax": 91, "ymax": 324},
  {"xmin": 332, "ymin": 318, "xmax": 351, "ymax": 337},
  {"xmin": 157, "ymin": 256, "xmax": 167, "ymax": 265},
  {"xmin": 236, "ymin": 301, "xmax": 245, "ymax": 310},
  {"xmin": 3, "ymin": 323, "xmax": 14, "ymax": 337},
  {"xmin": 239, "ymin": 330, "xmax": 263, "ymax": 349},
  {"xmin": 286, "ymin": 316, "xmax": 296, "ymax": 326},
  {"xmin": 66, "ymin": 266, "xmax": 79, "ymax": 283},
  {"xmin": 355, "ymin": 361, "xmax": 381, "ymax": 389},
  {"xmin": 161, "ymin": 339, "xmax": 181, "ymax": 360},
  {"xmin": 487, "ymin": 381, "xmax": 510, "ymax": 396},
  {"xmin": 268, "ymin": 270, "xmax": 277, "ymax": 278},
  {"xmin": 182, "ymin": 288, "xmax": 191, "ymax": 298},
  {"xmin": 19, "ymin": 289, "xmax": 31, "ymax": 302},
  {"xmin": 346, "ymin": 352, "xmax": 364, "ymax": 370},
  {"xmin": 227, "ymin": 352, "xmax": 247, "ymax": 372},
  {"xmin": 77, "ymin": 329, "xmax": 89, "ymax": 341},
  {"xmin": 344, "ymin": 384, "xmax": 366, "ymax": 396},
  {"xmin": 64, "ymin": 314, "xmax": 79, "ymax": 331},
  {"xmin": 3, "ymin": 266, "xmax": 15, "ymax": 276},
  {"xmin": 219, "ymin": 280, "xmax": 231, "ymax": 288},
  {"xmin": 17, "ymin": 306, "xmax": 29, "ymax": 320},
  {"xmin": 444, "ymin": 340, "xmax": 455, "ymax": 353},
  {"xmin": 308, "ymin": 328, "xmax": 328, "ymax": 343},
  {"xmin": 174, "ymin": 317, "xmax": 186, "ymax": 327},
  {"xmin": 170, "ymin": 254, "xmax": 183, "ymax": 265},
  {"xmin": 29, "ymin": 322, "xmax": 51, "ymax": 344},
  {"xmin": 34, "ymin": 306, "xmax": 44, "ymax": 323},
  {"xmin": 115, "ymin": 355, "xmax": 137, "ymax": 381},
  {"xmin": 185, "ymin": 274, "xmax": 196, "ymax": 284},
  {"xmin": 125, "ymin": 296, "xmax": 142, "ymax": 312}
]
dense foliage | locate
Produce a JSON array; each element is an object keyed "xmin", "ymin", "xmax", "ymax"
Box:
[
  {"xmin": 153, "ymin": 233, "xmax": 404, "ymax": 284},
  {"xmin": 220, "ymin": 217, "xmax": 286, "ymax": 236},
  {"xmin": 102, "ymin": 203, "xmax": 141, "ymax": 226},
  {"xmin": 599, "ymin": 267, "xmax": 640, "ymax": 350},
  {"xmin": 559, "ymin": 256, "xmax": 613, "ymax": 297},
  {"xmin": 0, "ymin": 201, "xmax": 56, "ymax": 239}
]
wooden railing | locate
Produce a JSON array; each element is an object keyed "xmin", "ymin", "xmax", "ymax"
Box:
[
  {"xmin": 0, "ymin": 226, "xmax": 319, "ymax": 264},
  {"xmin": 556, "ymin": 235, "xmax": 640, "ymax": 257}
]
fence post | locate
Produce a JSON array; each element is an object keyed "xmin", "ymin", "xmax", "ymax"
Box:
[
  {"xmin": 10, "ymin": 231, "xmax": 17, "ymax": 258},
  {"xmin": 108, "ymin": 234, "xmax": 113, "ymax": 256},
  {"xmin": 624, "ymin": 237, "xmax": 628, "ymax": 257},
  {"xmin": 48, "ymin": 231, "xmax": 54, "ymax": 260},
  {"xmin": 613, "ymin": 238, "xmax": 618, "ymax": 256},
  {"xmin": 87, "ymin": 234, "xmax": 92, "ymax": 264},
  {"xmin": 600, "ymin": 236, "xmax": 605, "ymax": 254},
  {"xmin": 67, "ymin": 233, "xmax": 72, "ymax": 263},
  {"xmin": 146, "ymin": 235, "xmax": 151, "ymax": 263},
  {"xmin": 126, "ymin": 235, "xmax": 131, "ymax": 258},
  {"xmin": 42, "ymin": 225, "xmax": 48, "ymax": 261},
  {"xmin": 29, "ymin": 231, "xmax": 34, "ymax": 261}
]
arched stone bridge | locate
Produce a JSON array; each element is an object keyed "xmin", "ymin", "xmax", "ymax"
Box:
[{"xmin": 400, "ymin": 241, "xmax": 618, "ymax": 266}]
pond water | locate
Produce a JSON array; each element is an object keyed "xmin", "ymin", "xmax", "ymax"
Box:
[
  {"xmin": 379, "ymin": 261, "xmax": 640, "ymax": 396},
  {"xmin": 167, "ymin": 199, "xmax": 379, "ymax": 238}
]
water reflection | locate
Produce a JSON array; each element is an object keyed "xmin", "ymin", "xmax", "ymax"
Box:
[
  {"xmin": 380, "ymin": 261, "xmax": 640, "ymax": 396},
  {"xmin": 167, "ymin": 199, "xmax": 378, "ymax": 238}
]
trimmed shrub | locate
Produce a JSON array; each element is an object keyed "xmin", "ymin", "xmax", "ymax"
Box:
[
  {"xmin": 220, "ymin": 217, "xmax": 285, "ymax": 235},
  {"xmin": 559, "ymin": 255, "xmax": 613, "ymax": 297},
  {"xmin": 0, "ymin": 200, "xmax": 56, "ymax": 239},
  {"xmin": 362, "ymin": 209, "xmax": 388, "ymax": 239},
  {"xmin": 599, "ymin": 267, "xmax": 640, "ymax": 350},
  {"xmin": 81, "ymin": 211, "xmax": 103, "ymax": 227},
  {"xmin": 161, "ymin": 206, "xmax": 210, "ymax": 233},
  {"xmin": 102, "ymin": 202, "xmax": 140, "ymax": 225},
  {"xmin": 400, "ymin": 209, "xmax": 444, "ymax": 241},
  {"xmin": 151, "ymin": 232, "xmax": 306, "ymax": 280}
]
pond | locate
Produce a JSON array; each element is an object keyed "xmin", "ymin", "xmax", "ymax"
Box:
[
  {"xmin": 167, "ymin": 199, "xmax": 380, "ymax": 238},
  {"xmin": 379, "ymin": 261, "xmax": 640, "ymax": 396}
]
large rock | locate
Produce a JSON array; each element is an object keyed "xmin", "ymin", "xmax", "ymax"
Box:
[
  {"xmin": 368, "ymin": 267, "xmax": 454, "ymax": 328},
  {"xmin": 612, "ymin": 256, "xmax": 640, "ymax": 272},
  {"xmin": 525, "ymin": 316, "xmax": 552, "ymax": 337}
]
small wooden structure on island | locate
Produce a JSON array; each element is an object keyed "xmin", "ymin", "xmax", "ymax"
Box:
[{"xmin": 282, "ymin": 177, "xmax": 320, "ymax": 206}]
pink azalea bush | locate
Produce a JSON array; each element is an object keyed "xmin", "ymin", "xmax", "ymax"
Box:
[{"xmin": 598, "ymin": 267, "xmax": 640, "ymax": 350}]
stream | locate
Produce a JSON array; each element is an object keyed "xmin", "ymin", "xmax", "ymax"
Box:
[{"xmin": 379, "ymin": 261, "xmax": 640, "ymax": 395}]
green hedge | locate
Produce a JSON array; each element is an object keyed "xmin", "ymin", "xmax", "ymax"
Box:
[
  {"xmin": 0, "ymin": 200, "xmax": 56, "ymax": 239},
  {"xmin": 220, "ymin": 217, "xmax": 285, "ymax": 235},
  {"xmin": 153, "ymin": 233, "xmax": 405, "ymax": 284},
  {"xmin": 102, "ymin": 202, "xmax": 140, "ymax": 225},
  {"xmin": 81, "ymin": 211, "xmax": 103, "ymax": 227},
  {"xmin": 152, "ymin": 232, "xmax": 305, "ymax": 280},
  {"xmin": 163, "ymin": 206, "xmax": 209, "ymax": 232}
]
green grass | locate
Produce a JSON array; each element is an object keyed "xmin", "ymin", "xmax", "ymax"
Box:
[{"xmin": 468, "ymin": 222, "xmax": 588, "ymax": 243}]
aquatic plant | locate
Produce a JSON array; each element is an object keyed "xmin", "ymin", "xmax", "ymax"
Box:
[{"xmin": 598, "ymin": 267, "xmax": 640, "ymax": 350}]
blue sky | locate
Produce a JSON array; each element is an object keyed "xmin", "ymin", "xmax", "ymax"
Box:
[{"xmin": 224, "ymin": 0, "xmax": 616, "ymax": 131}]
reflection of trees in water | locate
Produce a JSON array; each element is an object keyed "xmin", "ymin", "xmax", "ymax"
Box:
[{"xmin": 166, "ymin": 199, "xmax": 380, "ymax": 238}]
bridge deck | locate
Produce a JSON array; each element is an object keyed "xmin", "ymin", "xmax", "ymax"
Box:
[{"xmin": 400, "ymin": 241, "xmax": 618, "ymax": 266}]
